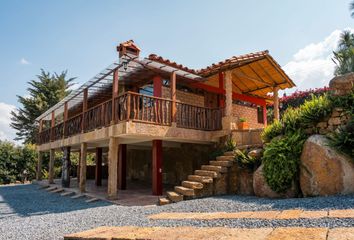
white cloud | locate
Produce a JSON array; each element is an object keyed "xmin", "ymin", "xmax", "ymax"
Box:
[
  {"xmin": 282, "ymin": 28, "xmax": 354, "ymax": 94},
  {"xmin": 0, "ymin": 102, "xmax": 17, "ymax": 143},
  {"xmin": 20, "ymin": 57, "xmax": 30, "ymax": 65}
]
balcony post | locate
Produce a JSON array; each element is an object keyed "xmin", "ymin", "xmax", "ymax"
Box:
[
  {"xmin": 63, "ymin": 101, "xmax": 68, "ymax": 137},
  {"xmin": 170, "ymin": 71, "xmax": 177, "ymax": 123},
  {"xmin": 111, "ymin": 68, "xmax": 119, "ymax": 124},
  {"xmin": 50, "ymin": 110, "xmax": 55, "ymax": 141},
  {"xmin": 153, "ymin": 75, "xmax": 162, "ymax": 97},
  {"xmin": 82, "ymin": 88, "xmax": 88, "ymax": 132},
  {"xmin": 107, "ymin": 137, "xmax": 119, "ymax": 199},
  {"xmin": 273, "ymin": 86, "xmax": 280, "ymax": 121},
  {"xmin": 152, "ymin": 140, "xmax": 163, "ymax": 195},
  {"xmin": 79, "ymin": 143, "xmax": 87, "ymax": 193}
]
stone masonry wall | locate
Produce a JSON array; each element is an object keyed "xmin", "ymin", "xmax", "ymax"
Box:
[
  {"xmin": 162, "ymin": 86, "xmax": 205, "ymax": 107},
  {"xmin": 314, "ymin": 108, "xmax": 351, "ymax": 135},
  {"xmin": 232, "ymin": 104, "xmax": 264, "ymax": 129}
]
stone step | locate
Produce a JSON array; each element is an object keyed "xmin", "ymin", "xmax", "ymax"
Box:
[
  {"xmin": 86, "ymin": 198, "xmax": 99, "ymax": 203},
  {"xmin": 210, "ymin": 160, "xmax": 233, "ymax": 167},
  {"xmin": 166, "ymin": 191, "xmax": 183, "ymax": 202},
  {"xmin": 158, "ymin": 197, "xmax": 171, "ymax": 206},
  {"xmin": 45, "ymin": 186, "xmax": 57, "ymax": 191},
  {"xmin": 182, "ymin": 181, "xmax": 203, "ymax": 190},
  {"xmin": 174, "ymin": 186, "xmax": 195, "ymax": 197},
  {"xmin": 50, "ymin": 188, "xmax": 64, "ymax": 193},
  {"xmin": 216, "ymin": 155, "xmax": 234, "ymax": 161},
  {"xmin": 201, "ymin": 165, "xmax": 228, "ymax": 173},
  {"xmin": 223, "ymin": 151, "xmax": 235, "ymax": 156},
  {"xmin": 71, "ymin": 194, "xmax": 85, "ymax": 199},
  {"xmin": 61, "ymin": 191, "xmax": 75, "ymax": 197},
  {"xmin": 194, "ymin": 170, "xmax": 219, "ymax": 178},
  {"xmin": 187, "ymin": 175, "xmax": 213, "ymax": 184},
  {"xmin": 236, "ymin": 144, "xmax": 263, "ymax": 151},
  {"xmin": 39, "ymin": 185, "xmax": 50, "ymax": 189}
]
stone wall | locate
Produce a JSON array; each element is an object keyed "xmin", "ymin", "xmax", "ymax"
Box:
[
  {"xmin": 162, "ymin": 86, "xmax": 205, "ymax": 107},
  {"xmin": 231, "ymin": 104, "xmax": 264, "ymax": 129},
  {"xmin": 126, "ymin": 143, "xmax": 212, "ymax": 185},
  {"xmin": 315, "ymin": 108, "xmax": 351, "ymax": 135}
]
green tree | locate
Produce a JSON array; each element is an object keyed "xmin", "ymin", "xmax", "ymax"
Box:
[
  {"xmin": 10, "ymin": 70, "xmax": 75, "ymax": 144},
  {"xmin": 333, "ymin": 31, "xmax": 354, "ymax": 76},
  {"xmin": 350, "ymin": 1, "xmax": 354, "ymax": 18}
]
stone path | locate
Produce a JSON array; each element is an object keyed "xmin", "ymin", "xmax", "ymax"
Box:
[{"xmin": 64, "ymin": 226, "xmax": 354, "ymax": 240}]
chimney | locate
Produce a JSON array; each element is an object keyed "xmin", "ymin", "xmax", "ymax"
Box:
[{"xmin": 117, "ymin": 40, "xmax": 140, "ymax": 60}]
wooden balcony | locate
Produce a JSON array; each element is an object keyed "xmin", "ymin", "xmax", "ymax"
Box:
[{"xmin": 38, "ymin": 92, "xmax": 223, "ymax": 145}]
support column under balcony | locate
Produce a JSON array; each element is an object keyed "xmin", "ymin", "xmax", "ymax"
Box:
[
  {"xmin": 79, "ymin": 143, "xmax": 87, "ymax": 193},
  {"xmin": 95, "ymin": 147, "xmax": 103, "ymax": 187},
  {"xmin": 108, "ymin": 137, "xmax": 119, "ymax": 199},
  {"xmin": 152, "ymin": 140, "xmax": 163, "ymax": 196},
  {"xmin": 61, "ymin": 147, "xmax": 71, "ymax": 188},
  {"xmin": 36, "ymin": 151, "xmax": 43, "ymax": 181},
  {"xmin": 48, "ymin": 149, "xmax": 55, "ymax": 184},
  {"xmin": 118, "ymin": 144, "xmax": 127, "ymax": 190}
]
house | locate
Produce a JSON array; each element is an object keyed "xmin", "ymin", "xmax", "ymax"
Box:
[{"xmin": 35, "ymin": 40, "xmax": 295, "ymax": 200}]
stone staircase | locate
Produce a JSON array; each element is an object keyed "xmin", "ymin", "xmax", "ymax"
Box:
[
  {"xmin": 159, "ymin": 151, "xmax": 237, "ymax": 205},
  {"xmin": 40, "ymin": 185, "xmax": 100, "ymax": 203}
]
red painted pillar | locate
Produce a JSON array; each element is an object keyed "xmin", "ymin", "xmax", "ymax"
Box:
[
  {"xmin": 153, "ymin": 75, "xmax": 162, "ymax": 97},
  {"xmin": 218, "ymin": 72, "xmax": 225, "ymax": 107},
  {"xmin": 152, "ymin": 140, "xmax": 163, "ymax": 195},
  {"xmin": 263, "ymin": 104, "xmax": 267, "ymax": 127},
  {"xmin": 118, "ymin": 144, "xmax": 127, "ymax": 190},
  {"xmin": 95, "ymin": 148, "xmax": 102, "ymax": 186}
]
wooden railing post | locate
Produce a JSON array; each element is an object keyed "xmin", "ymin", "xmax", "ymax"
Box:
[
  {"xmin": 126, "ymin": 92, "xmax": 131, "ymax": 120},
  {"xmin": 111, "ymin": 68, "xmax": 119, "ymax": 124},
  {"xmin": 170, "ymin": 71, "xmax": 177, "ymax": 123},
  {"xmin": 82, "ymin": 88, "xmax": 88, "ymax": 132},
  {"xmin": 63, "ymin": 101, "xmax": 68, "ymax": 138},
  {"xmin": 50, "ymin": 110, "xmax": 55, "ymax": 141}
]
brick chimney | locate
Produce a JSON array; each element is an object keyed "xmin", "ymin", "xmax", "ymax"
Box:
[{"xmin": 117, "ymin": 40, "xmax": 140, "ymax": 59}]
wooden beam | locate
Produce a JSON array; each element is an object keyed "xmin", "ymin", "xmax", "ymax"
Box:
[
  {"xmin": 112, "ymin": 68, "xmax": 119, "ymax": 123},
  {"xmin": 246, "ymin": 64, "xmax": 273, "ymax": 86},
  {"xmin": 153, "ymin": 75, "xmax": 162, "ymax": 97},
  {"xmin": 95, "ymin": 148, "xmax": 103, "ymax": 187},
  {"xmin": 235, "ymin": 67, "xmax": 272, "ymax": 87},
  {"xmin": 152, "ymin": 140, "xmax": 163, "ymax": 196},
  {"xmin": 231, "ymin": 71, "xmax": 252, "ymax": 92},
  {"xmin": 108, "ymin": 137, "xmax": 119, "ymax": 199},
  {"xmin": 170, "ymin": 72, "xmax": 177, "ymax": 122},
  {"xmin": 244, "ymin": 85, "xmax": 271, "ymax": 94},
  {"xmin": 79, "ymin": 143, "xmax": 87, "ymax": 193},
  {"xmin": 118, "ymin": 144, "xmax": 127, "ymax": 190}
]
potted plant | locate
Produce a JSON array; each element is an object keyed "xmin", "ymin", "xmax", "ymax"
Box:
[{"xmin": 238, "ymin": 117, "xmax": 249, "ymax": 130}]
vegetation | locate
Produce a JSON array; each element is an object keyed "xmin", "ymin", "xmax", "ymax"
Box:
[
  {"xmin": 10, "ymin": 70, "xmax": 75, "ymax": 144},
  {"xmin": 224, "ymin": 137, "xmax": 236, "ymax": 152},
  {"xmin": 239, "ymin": 117, "xmax": 247, "ymax": 122},
  {"xmin": 0, "ymin": 141, "xmax": 37, "ymax": 184},
  {"xmin": 351, "ymin": 1, "xmax": 354, "ymax": 18},
  {"xmin": 234, "ymin": 149, "xmax": 261, "ymax": 170},
  {"xmin": 262, "ymin": 131, "xmax": 306, "ymax": 193},
  {"xmin": 333, "ymin": 31, "xmax": 354, "ymax": 76},
  {"xmin": 329, "ymin": 118, "xmax": 354, "ymax": 160},
  {"xmin": 261, "ymin": 120, "xmax": 282, "ymax": 143}
]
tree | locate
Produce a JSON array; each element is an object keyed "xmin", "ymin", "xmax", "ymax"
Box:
[
  {"xmin": 333, "ymin": 31, "xmax": 354, "ymax": 76},
  {"xmin": 350, "ymin": 1, "xmax": 354, "ymax": 18},
  {"xmin": 10, "ymin": 70, "xmax": 75, "ymax": 144}
]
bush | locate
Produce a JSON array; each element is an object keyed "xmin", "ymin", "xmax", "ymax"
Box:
[
  {"xmin": 234, "ymin": 149, "xmax": 261, "ymax": 170},
  {"xmin": 261, "ymin": 120, "xmax": 283, "ymax": 143},
  {"xmin": 262, "ymin": 131, "xmax": 307, "ymax": 193},
  {"xmin": 329, "ymin": 118, "xmax": 354, "ymax": 160},
  {"xmin": 224, "ymin": 137, "xmax": 236, "ymax": 152}
]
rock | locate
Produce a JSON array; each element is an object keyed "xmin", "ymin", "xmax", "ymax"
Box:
[
  {"xmin": 253, "ymin": 165, "xmax": 298, "ymax": 198},
  {"xmin": 300, "ymin": 135, "xmax": 354, "ymax": 197},
  {"xmin": 328, "ymin": 117, "xmax": 341, "ymax": 126},
  {"xmin": 237, "ymin": 167, "xmax": 254, "ymax": 195},
  {"xmin": 316, "ymin": 122, "xmax": 327, "ymax": 129},
  {"xmin": 247, "ymin": 148, "xmax": 263, "ymax": 159},
  {"xmin": 329, "ymin": 72, "xmax": 354, "ymax": 96}
]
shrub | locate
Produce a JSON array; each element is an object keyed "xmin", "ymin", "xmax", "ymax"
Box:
[
  {"xmin": 234, "ymin": 149, "xmax": 261, "ymax": 169},
  {"xmin": 262, "ymin": 130, "xmax": 307, "ymax": 193},
  {"xmin": 329, "ymin": 118, "xmax": 354, "ymax": 160},
  {"xmin": 224, "ymin": 137, "xmax": 236, "ymax": 152},
  {"xmin": 261, "ymin": 120, "xmax": 283, "ymax": 143},
  {"xmin": 281, "ymin": 107, "xmax": 301, "ymax": 134}
]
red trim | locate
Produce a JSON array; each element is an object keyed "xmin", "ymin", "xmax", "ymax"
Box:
[
  {"xmin": 152, "ymin": 140, "xmax": 163, "ymax": 196},
  {"xmin": 153, "ymin": 75, "xmax": 162, "ymax": 97},
  {"xmin": 191, "ymin": 82, "xmax": 266, "ymax": 106}
]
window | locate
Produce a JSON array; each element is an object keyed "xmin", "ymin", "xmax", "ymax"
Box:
[{"xmin": 257, "ymin": 106, "xmax": 264, "ymax": 124}]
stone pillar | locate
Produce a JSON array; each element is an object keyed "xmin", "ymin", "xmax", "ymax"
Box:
[
  {"xmin": 48, "ymin": 149, "xmax": 55, "ymax": 184},
  {"xmin": 273, "ymin": 86, "xmax": 279, "ymax": 121},
  {"xmin": 108, "ymin": 137, "xmax": 119, "ymax": 199},
  {"xmin": 79, "ymin": 143, "xmax": 87, "ymax": 193},
  {"xmin": 118, "ymin": 144, "xmax": 127, "ymax": 190},
  {"xmin": 36, "ymin": 152, "xmax": 43, "ymax": 181},
  {"xmin": 222, "ymin": 71, "xmax": 234, "ymax": 130},
  {"xmin": 152, "ymin": 140, "xmax": 163, "ymax": 196},
  {"xmin": 95, "ymin": 147, "xmax": 103, "ymax": 187},
  {"xmin": 61, "ymin": 147, "xmax": 71, "ymax": 188}
]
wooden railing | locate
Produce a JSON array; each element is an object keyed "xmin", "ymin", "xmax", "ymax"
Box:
[
  {"xmin": 37, "ymin": 92, "xmax": 222, "ymax": 144},
  {"xmin": 176, "ymin": 102, "xmax": 223, "ymax": 131},
  {"xmin": 64, "ymin": 114, "xmax": 82, "ymax": 137}
]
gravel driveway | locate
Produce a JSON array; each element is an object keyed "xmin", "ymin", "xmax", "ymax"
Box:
[{"xmin": 0, "ymin": 184, "xmax": 353, "ymax": 240}]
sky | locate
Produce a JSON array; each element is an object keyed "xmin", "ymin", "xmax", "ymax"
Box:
[{"xmin": 0, "ymin": 0, "xmax": 353, "ymax": 142}]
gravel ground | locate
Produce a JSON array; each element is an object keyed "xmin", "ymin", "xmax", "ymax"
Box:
[{"xmin": 0, "ymin": 184, "xmax": 353, "ymax": 240}]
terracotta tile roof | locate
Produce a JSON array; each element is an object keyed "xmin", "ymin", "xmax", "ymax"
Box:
[
  {"xmin": 197, "ymin": 50, "xmax": 269, "ymax": 76},
  {"xmin": 148, "ymin": 54, "xmax": 197, "ymax": 74}
]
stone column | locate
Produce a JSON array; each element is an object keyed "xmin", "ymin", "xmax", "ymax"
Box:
[
  {"xmin": 95, "ymin": 147, "xmax": 103, "ymax": 187},
  {"xmin": 61, "ymin": 147, "xmax": 71, "ymax": 188},
  {"xmin": 152, "ymin": 140, "xmax": 163, "ymax": 196},
  {"xmin": 48, "ymin": 149, "xmax": 55, "ymax": 184},
  {"xmin": 118, "ymin": 144, "xmax": 127, "ymax": 190},
  {"xmin": 222, "ymin": 71, "xmax": 234, "ymax": 130},
  {"xmin": 107, "ymin": 137, "xmax": 119, "ymax": 199},
  {"xmin": 79, "ymin": 143, "xmax": 87, "ymax": 193},
  {"xmin": 36, "ymin": 151, "xmax": 43, "ymax": 181},
  {"xmin": 273, "ymin": 86, "xmax": 279, "ymax": 121}
]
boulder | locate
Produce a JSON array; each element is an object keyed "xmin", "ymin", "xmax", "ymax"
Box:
[
  {"xmin": 253, "ymin": 164, "xmax": 298, "ymax": 198},
  {"xmin": 329, "ymin": 72, "xmax": 354, "ymax": 96},
  {"xmin": 247, "ymin": 148, "xmax": 263, "ymax": 159},
  {"xmin": 300, "ymin": 135, "xmax": 354, "ymax": 197}
]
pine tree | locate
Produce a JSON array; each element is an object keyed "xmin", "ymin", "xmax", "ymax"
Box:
[{"xmin": 10, "ymin": 69, "xmax": 75, "ymax": 144}]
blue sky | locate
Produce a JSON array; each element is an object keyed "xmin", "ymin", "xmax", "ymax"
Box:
[{"xmin": 0, "ymin": 0, "xmax": 353, "ymax": 141}]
